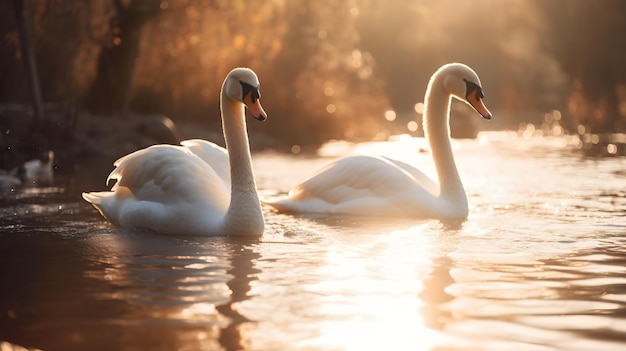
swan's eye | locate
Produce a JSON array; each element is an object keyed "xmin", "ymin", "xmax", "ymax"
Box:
[
  {"xmin": 240, "ymin": 81, "xmax": 261, "ymax": 103},
  {"xmin": 463, "ymin": 78, "xmax": 484, "ymax": 100}
]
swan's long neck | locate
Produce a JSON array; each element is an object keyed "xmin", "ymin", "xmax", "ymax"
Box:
[
  {"xmin": 220, "ymin": 92, "xmax": 264, "ymax": 236},
  {"xmin": 422, "ymin": 75, "xmax": 467, "ymax": 211}
]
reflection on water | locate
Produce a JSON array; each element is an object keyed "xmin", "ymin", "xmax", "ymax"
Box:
[{"xmin": 1, "ymin": 134, "xmax": 625, "ymax": 351}]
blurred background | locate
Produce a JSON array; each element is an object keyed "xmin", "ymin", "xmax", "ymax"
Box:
[{"xmin": 1, "ymin": 0, "xmax": 625, "ymax": 173}]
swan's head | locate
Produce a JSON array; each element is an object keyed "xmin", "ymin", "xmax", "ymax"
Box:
[
  {"xmin": 224, "ymin": 67, "xmax": 268, "ymax": 121},
  {"xmin": 440, "ymin": 63, "xmax": 492, "ymax": 120}
]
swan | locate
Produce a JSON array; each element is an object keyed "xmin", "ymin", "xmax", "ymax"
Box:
[
  {"xmin": 82, "ymin": 67, "xmax": 267, "ymax": 236},
  {"xmin": 0, "ymin": 174, "xmax": 21, "ymax": 192},
  {"xmin": 265, "ymin": 63, "xmax": 491, "ymax": 218},
  {"xmin": 10, "ymin": 150, "xmax": 54, "ymax": 186}
]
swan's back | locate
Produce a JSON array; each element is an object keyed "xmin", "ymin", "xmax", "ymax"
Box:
[
  {"xmin": 180, "ymin": 139, "xmax": 230, "ymax": 187},
  {"xmin": 266, "ymin": 155, "xmax": 440, "ymax": 216}
]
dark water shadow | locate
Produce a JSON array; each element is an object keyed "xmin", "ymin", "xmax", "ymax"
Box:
[
  {"xmin": 0, "ymin": 212, "xmax": 266, "ymax": 351},
  {"xmin": 88, "ymin": 231, "xmax": 264, "ymax": 351},
  {"xmin": 215, "ymin": 238, "xmax": 261, "ymax": 351}
]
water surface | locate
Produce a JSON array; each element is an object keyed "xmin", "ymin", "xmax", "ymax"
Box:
[{"xmin": 1, "ymin": 134, "xmax": 625, "ymax": 350}]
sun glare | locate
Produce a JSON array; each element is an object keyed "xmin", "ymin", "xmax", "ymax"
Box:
[
  {"xmin": 414, "ymin": 102, "xmax": 425, "ymax": 114},
  {"xmin": 295, "ymin": 227, "xmax": 445, "ymax": 350},
  {"xmin": 384, "ymin": 109, "xmax": 396, "ymax": 121}
]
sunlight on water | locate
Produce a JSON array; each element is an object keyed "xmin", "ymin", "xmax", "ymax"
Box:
[
  {"xmin": 1, "ymin": 134, "xmax": 625, "ymax": 350},
  {"xmin": 249, "ymin": 133, "xmax": 626, "ymax": 350},
  {"xmin": 235, "ymin": 224, "xmax": 449, "ymax": 350},
  {"xmin": 296, "ymin": 228, "xmax": 439, "ymax": 350}
]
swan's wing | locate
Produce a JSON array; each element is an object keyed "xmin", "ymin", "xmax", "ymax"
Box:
[
  {"xmin": 83, "ymin": 144, "xmax": 230, "ymax": 230},
  {"xmin": 180, "ymin": 139, "xmax": 230, "ymax": 187},
  {"xmin": 265, "ymin": 155, "xmax": 436, "ymax": 215},
  {"xmin": 108, "ymin": 144, "xmax": 229, "ymax": 205},
  {"xmin": 382, "ymin": 157, "xmax": 439, "ymax": 195}
]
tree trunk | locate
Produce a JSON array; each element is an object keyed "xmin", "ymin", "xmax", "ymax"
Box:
[
  {"xmin": 84, "ymin": 0, "xmax": 158, "ymax": 115},
  {"xmin": 11, "ymin": 0, "xmax": 45, "ymax": 124}
]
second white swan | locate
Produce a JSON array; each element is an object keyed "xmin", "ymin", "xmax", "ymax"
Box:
[
  {"xmin": 83, "ymin": 68, "xmax": 267, "ymax": 236},
  {"xmin": 265, "ymin": 63, "xmax": 492, "ymax": 219}
]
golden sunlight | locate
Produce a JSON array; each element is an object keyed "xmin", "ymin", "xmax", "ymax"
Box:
[
  {"xmin": 384, "ymin": 109, "xmax": 396, "ymax": 121},
  {"xmin": 414, "ymin": 102, "xmax": 425, "ymax": 114},
  {"xmin": 296, "ymin": 226, "xmax": 446, "ymax": 350},
  {"xmin": 233, "ymin": 35, "xmax": 246, "ymax": 49},
  {"xmin": 607, "ymin": 143, "xmax": 618, "ymax": 155},
  {"xmin": 180, "ymin": 302, "xmax": 221, "ymax": 321}
]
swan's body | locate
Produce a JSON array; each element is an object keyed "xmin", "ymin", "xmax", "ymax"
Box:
[
  {"xmin": 83, "ymin": 68, "xmax": 267, "ymax": 236},
  {"xmin": 0, "ymin": 174, "xmax": 21, "ymax": 191},
  {"xmin": 265, "ymin": 63, "xmax": 491, "ymax": 219},
  {"xmin": 13, "ymin": 150, "xmax": 54, "ymax": 186}
]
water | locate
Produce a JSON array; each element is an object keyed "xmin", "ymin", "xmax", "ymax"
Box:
[{"xmin": 1, "ymin": 134, "xmax": 625, "ymax": 351}]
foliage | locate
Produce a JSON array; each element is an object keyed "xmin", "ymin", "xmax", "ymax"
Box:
[
  {"xmin": 1, "ymin": 0, "xmax": 626, "ymax": 152},
  {"xmin": 128, "ymin": 0, "xmax": 390, "ymax": 146}
]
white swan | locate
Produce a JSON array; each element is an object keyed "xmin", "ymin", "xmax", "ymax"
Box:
[
  {"xmin": 83, "ymin": 68, "xmax": 267, "ymax": 236},
  {"xmin": 11, "ymin": 150, "xmax": 54, "ymax": 186},
  {"xmin": 265, "ymin": 63, "xmax": 491, "ymax": 218},
  {"xmin": 22, "ymin": 151, "xmax": 54, "ymax": 186},
  {"xmin": 0, "ymin": 174, "xmax": 21, "ymax": 192}
]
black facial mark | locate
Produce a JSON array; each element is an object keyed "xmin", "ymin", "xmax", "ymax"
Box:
[
  {"xmin": 463, "ymin": 78, "xmax": 484, "ymax": 100},
  {"xmin": 240, "ymin": 81, "xmax": 261, "ymax": 103}
]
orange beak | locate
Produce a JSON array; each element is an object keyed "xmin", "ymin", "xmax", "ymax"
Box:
[
  {"xmin": 244, "ymin": 92, "xmax": 267, "ymax": 121},
  {"xmin": 467, "ymin": 89, "xmax": 492, "ymax": 120}
]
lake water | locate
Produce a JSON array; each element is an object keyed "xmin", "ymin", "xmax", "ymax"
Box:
[{"xmin": 1, "ymin": 133, "xmax": 625, "ymax": 351}]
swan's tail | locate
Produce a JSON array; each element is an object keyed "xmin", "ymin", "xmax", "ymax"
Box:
[
  {"xmin": 82, "ymin": 191, "xmax": 106, "ymax": 205},
  {"xmin": 82, "ymin": 191, "xmax": 121, "ymax": 226}
]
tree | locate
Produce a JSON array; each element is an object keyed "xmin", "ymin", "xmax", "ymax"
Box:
[{"xmin": 84, "ymin": 0, "xmax": 161, "ymax": 114}]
